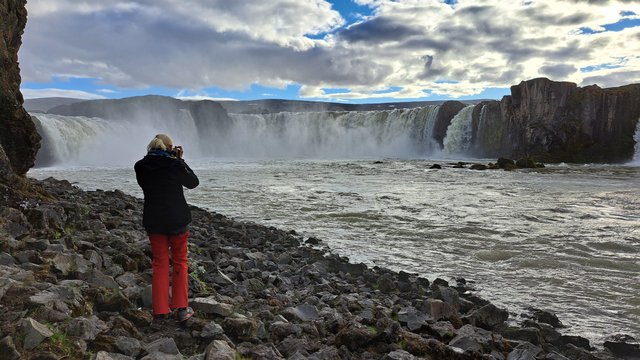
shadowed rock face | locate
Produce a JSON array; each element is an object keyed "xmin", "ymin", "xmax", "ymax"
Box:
[
  {"xmin": 472, "ymin": 78, "xmax": 640, "ymax": 163},
  {"xmin": 0, "ymin": 0, "xmax": 41, "ymax": 176}
]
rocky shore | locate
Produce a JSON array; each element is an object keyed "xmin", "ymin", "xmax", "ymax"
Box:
[{"xmin": 1, "ymin": 177, "xmax": 638, "ymax": 360}]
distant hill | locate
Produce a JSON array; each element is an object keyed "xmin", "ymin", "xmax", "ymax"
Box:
[
  {"xmin": 216, "ymin": 99, "xmax": 484, "ymax": 114},
  {"xmin": 24, "ymin": 97, "xmax": 86, "ymax": 113}
]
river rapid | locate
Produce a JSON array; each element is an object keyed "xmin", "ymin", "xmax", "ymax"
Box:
[{"xmin": 29, "ymin": 159, "xmax": 640, "ymax": 346}]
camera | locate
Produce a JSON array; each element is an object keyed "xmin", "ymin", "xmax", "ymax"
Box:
[{"xmin": 170, "ymin": 145, "xmax": 183, "ymax": 158}]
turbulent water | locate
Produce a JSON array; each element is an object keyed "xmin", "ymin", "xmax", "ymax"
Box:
[
  {"xmin": 28, "ymin": 111, "xmax": 640, "ymax": 346},
  {"xmin": 29, "ymin": 159, "xmax": 640, "ymax": 346}
]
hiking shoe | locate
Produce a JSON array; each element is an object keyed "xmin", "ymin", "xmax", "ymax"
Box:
[
  {"xmin": 175, "ymin": 307, "xmax": 194, "ymax": 322},
  {"xmin": 150, "ymin": 314, "xmax": 168, "ymax": 330}
]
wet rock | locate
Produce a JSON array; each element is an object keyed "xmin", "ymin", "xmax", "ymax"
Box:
[
  {"xmin": 561, "ymin": 344, "xmax": 599, "ymax": 360},
  {"xmin": 21, "ymin": 317, "xmax": 54, "ymax": 350},
  {"xmin": 469, "ymin": 303, "xmax": 508, "ymax": 330},
  {"xmin": 0, "ymin": 336, "xmax": 21, "ymax": 360},
  {"xmin": 523, "ymin": 308, "xmax": 563, "ymax": 328},
  {"xmin": 281, "ymin": 304, "xmax": 319, "ymax": 322},
  {"xmin": 515, "ymin": 158, "xmax": 537, "ymax": 169},
  {"xmin": 397, "ymin": 306, "xmax": 430, "ymax": 331},
  {"xmin": 603, "ymin": 334, "xmax": 640, "ymax": 359},
  {"xmin": 497, "ymin": 158, "xmax": 517, "ymax": 170},
  {"xmin": 425, "ymin": 321, "xmax": 456, "ymax": 340},
  {"xmin": 305, "ymin": 237, "xmax": 321, "ymax": 245},
  {"xmin": 204, "ymin": 340, "xmax": 235, "ymax": 360},
  {"xmin": 507, "ymin": 342, "xmax": 542, "ymax": 360},
  {"xmin": 559, "ymin": 335, "xmax": 592, "ymax": 350},
  {"xmin": 470, "ymin": 164, "xmax": 488, "ymax": 170},
  {"xmin": 429, "ymin": 164, "xmax": 442, "ymax": 169},
  {"xmin": 500, "ymin": 327, "xmax": 541, "ymax": 345},
  {"xmin": 191, "ymin": 297, "xmax": 234, "ymax": 317},
  {"xmin": 448, "ymin": 324, "xmax": 499, "ymax": 354}
]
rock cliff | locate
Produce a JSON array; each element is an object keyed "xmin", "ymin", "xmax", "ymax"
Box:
[
  {"xmin": 0, "ymin": 0, "xmax": 40, "ymax": 177},
  {"xmin": 471, "ymin": 78, "xmax": 640, "ymax": 162}
]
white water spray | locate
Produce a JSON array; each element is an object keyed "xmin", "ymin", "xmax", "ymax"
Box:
[
  {"xmin": 216, "ymin": 107, "xmax": 441, "ymax": 159},
  {"xmin": 442, "ymin": 105, "xmax": 475, "ymax": 156},
  {"xmin": 32, "ymin": 112, "xmax": 200, "ymax": 166},
  {"xmin": 632, "ymin": 119, "xmax": 640, "ymax": 165}
]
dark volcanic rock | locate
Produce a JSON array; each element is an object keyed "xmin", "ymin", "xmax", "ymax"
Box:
[
  {"xmin": 0, "ymin": 0, "xmax": 41, "ymax": 176},
  {"xmin": 471, "ymin": 78, "xmax": 640, "ymax": 163},
  {"xmin": 433, "ymin": 101, "xmax": 466, "ymax": 147}
]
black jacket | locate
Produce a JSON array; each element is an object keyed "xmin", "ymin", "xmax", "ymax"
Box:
[{"xmin": 134, "ymin": 154, "xmax": 199, "ymax": 234}]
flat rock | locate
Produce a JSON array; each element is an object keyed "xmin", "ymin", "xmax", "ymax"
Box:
[
  {"xmin": 22, "ymin": 317, "xmax": 54, "ymax": 350},
  {"xmin": 53, "ymin": 253, "xmax": 91, "ymax": 276},
  {"xmin": 281, "ymin": 304, "xmax": 319, "ymax": 322},
  {"xmin": 145, "ymin": 337, "xmax": 180, "ymax": 355},
  {"xmin": 191, "ymin": 297, "xmax": 234, "ymax": 317},
  {"xmin": 205, "ymin": 340, "xmax": 235, "ymax": 360}
]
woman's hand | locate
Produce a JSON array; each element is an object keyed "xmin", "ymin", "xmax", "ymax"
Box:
[{"xmin": 174, "ymin": 145, "xmax": 184, "ymax": 159}]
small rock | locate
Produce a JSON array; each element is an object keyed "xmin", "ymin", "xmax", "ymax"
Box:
[
  {"xmin": 0, "ymin": 336, "xmax": 21, "ymax": 360},
  {"xmin": 53, "ymin": 253, "xmax": 91, "ymax": 276},
  {"xmin": 200, "ymin": 321, "xmax": 225, "ymax": 338},
  {"xmin": 191, "ymin": 297, "xmax": 234, "ymax": 317},
  {"xmin": 507, "ymin": 342, "xmax": 542, "ymax": 360},
  {"xmin": 116, "ymin": 336, "xmax": 142, "ymax": 357},
  {"xmin": 429, "ymin": 164, "xmax": 442, "ymax": 169},
  {"xmin": 222, "ymin": 317, "xmax": 257, "ymax": 340},
  {"xmin": 93, "ymin": 351, "xmax": 135, "ymax": 360},
  {"xmin": 397, "ymin": 306, "xmax": 430, "ymax": 331},
  {"xmin": 22, "ymin": 317, "xmax": 54, "ymax": 350},
  {"xmin": 0, "ymin": 252, "xmax": 16, "ymax": 266},
  {"xmin": 204, "ymin": 340, "xmax": 235, "ymax": 360},
  {"xmin": 145, "ymin": 337, "xmax": 180, "ymax": 355},
  {"xmin": 281, "ymin": 304, "xmax": 319, "ymax": 322},
  {"xmin": 469, "ymin": 303, "xmax": 508, "ymax": 329},
  {"xmin": 63, "ymin": 316, "xmax": 107, "ymax": 340},
  {"xmin": 382, "ymin": 349, "xmax": 421, "ymax": 359}
]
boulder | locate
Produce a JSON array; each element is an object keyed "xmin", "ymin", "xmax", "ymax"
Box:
[
  {"xmin": 115, "ymin": 336, "xmax": 142, "ymax": 357},
  {"xmin": 0, "ymin": 336, "xmax": 21, "ymax": 360},
  {"xmin": 144, "ymin": 337, "xmax": 180, "ymax": 356},
  {"xmin": 52, "ymin": 253, "xmax": 91, "ymax": 276},
  {"xmin": 397, "ymin": 306, "xmax": 430, "ymax": 331},
  {"xmin": 281, "ymin": 304, "xmax": 319, "ymax": 322},
  {"xmin": 21, "ymin": 317, "xmax": 54, "ymax": 350},
  {"xmin": 204, "ymin": 340, "xmax": 235, "ymax": 360},
  {"xmin": 334, "ymin": 323, "xmax": 377, "ymax": 351},
  {"xmin": 63, "ymin": 316, "xmax": 107, "ymax": 341},
  {"xmin": 469, "ymin": 303, "xmax": 508, "ymax": 329},
  {"xmin": 191, "ymin": 297, "xmax": 234, "ymax": 317},
  {"xmin": 507, "ymin": 342, "xmax": 542, "ymax": 360}
]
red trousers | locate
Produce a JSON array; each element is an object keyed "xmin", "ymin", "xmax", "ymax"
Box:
[{"xmin": 148, "ymin": 231, "xmax": 189, "ymax": 315}]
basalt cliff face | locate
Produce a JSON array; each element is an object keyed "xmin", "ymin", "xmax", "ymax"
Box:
[
  {"xmin": 472, "ymin": 78, "xmax": 640, "ymax": 163},
  {"xmin": 0, "ymin": 0, "xmax": 40, "ymax": 177}
]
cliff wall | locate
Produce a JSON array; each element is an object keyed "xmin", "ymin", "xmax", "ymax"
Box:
[
  {"xmin": 472, "ymin": 78, "xmax": 640, "ymax": 162},
  {"xmin": 0, "ymin": 0, "xmax": 40, "ymax": 177}
]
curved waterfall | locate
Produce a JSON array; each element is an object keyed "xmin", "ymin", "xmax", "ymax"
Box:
[
  {"xmin": 442, "ymin": 105, "xmax": 475, "ymax": 156},
  {"xmin": 31, "ymin": 106, "xmax": 451, "ymax": 166}
]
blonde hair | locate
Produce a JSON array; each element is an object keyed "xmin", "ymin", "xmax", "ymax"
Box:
[{"xmin": 147, "ymin": 134, "xmax": 173, "ymax": 152}]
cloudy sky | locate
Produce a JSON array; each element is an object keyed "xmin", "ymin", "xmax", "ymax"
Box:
[{"xmin": 19, "ymin": 0, "xmax": 640, "ymax": 103}]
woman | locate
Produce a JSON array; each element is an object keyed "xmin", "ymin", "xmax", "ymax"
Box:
[{"xmin": 134, "ymin": 134, "xmax": 199, "ymax": 328}]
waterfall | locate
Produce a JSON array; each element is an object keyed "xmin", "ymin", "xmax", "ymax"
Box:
[
  {"xmin": 31, "ymin": 106, "xmax": 444, "ymax": 166},
  {"xmin": 32, "ymin": 112, "xmax": 200, "ymax": 167},
  {"xmin": 442, "ymin": 105, "xmax": 475, "ymax": 156},
  {"xmin": 214, "ymin": 106, "xmax": 441, "ymax": 158}
]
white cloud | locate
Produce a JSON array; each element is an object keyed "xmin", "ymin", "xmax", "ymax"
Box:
[
  {"xmin": 19, "ymin": 0, "xmax": 640, "ymax": 100},
  {"xmin": 20, "ymin": 88, "xmax": 106, "ymax": 100}
]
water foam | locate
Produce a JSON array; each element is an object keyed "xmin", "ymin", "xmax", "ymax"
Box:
[
  {"xmin": 632, "ymin": 119, "xmax": 640, "ymax": 166},
  {"xmin": 442, "ymin": 105, "xmax": 475, "ymax": 156}
]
